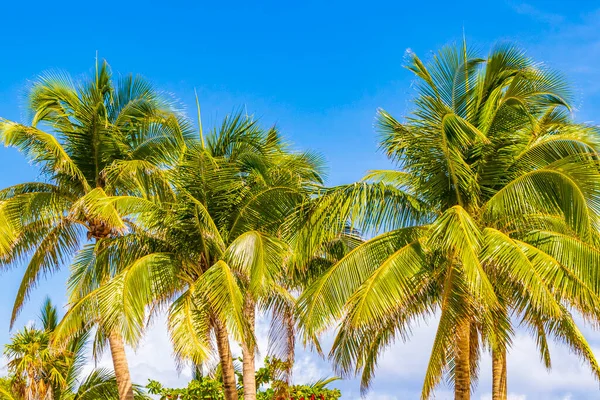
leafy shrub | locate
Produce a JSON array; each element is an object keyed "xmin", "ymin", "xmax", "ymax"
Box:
[{"xmin": 147, "ymin": 357, "xmax": 342, "ymax": 400}]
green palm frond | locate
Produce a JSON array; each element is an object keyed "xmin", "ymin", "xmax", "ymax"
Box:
[
  {"xmin": 168, "ymin": 288, "xmax": 212, "ymax": 368},
  {"xmin": 225, "ymin": 231, "xmax": 288, "ymax": 296},
  {"xmin": 194, "ymin": 260, "xmax": 246, "ymax": 344},
  {"xmin": 73, "ymin": 368, "xmax": 150, "ymax": 400},
  {"xmin": 297, "ymin": 227, "xmax": 425, "ymax": 340},
  {"xmin": 11, "ymin": 220, "xmax": 84, "ymax": 326},
  {"xmin": 430, "ymin": 206, "xmax": 497, "ymax": 307},
  {"xmin": 94, "ymin": 253, "xmax": 179, "ymax": 343},
  {"xmin": 0, "ymin": 121, "xmax": 90, "ymax": 191}
]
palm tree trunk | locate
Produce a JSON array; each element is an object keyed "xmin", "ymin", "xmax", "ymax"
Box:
[
  {"xmin": 270, "ymin": 306, "xmax": 296, "ymax": 400},
  {"xmin": 93, "ymin": 237, "xmax": 135, "ymax": 400},
  {"xmin": 454, "ymin": 318, "xmax": 471, "ymax": 400},
  {"xmin": 241, "ymin": 297, "xmax": 257, "ymax": 400},
  {"xmin": 492, "ymin": 347, "xmax": 507, "ymax": 400},
  {"xmin": 282, "ymin": 307, "xmax": 295, "ymax": 384},
  {"xmin": 108, "ymin": 330, "xmax": 135, "ymax": 400},
  {"xmin": 215, "ymin": 320, "xmax": 239, "ymax": 400}
]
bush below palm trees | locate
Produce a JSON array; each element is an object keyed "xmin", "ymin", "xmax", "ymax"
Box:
[{"xmin": 146, "ymin": 357, "xmax": 341, "ymax": 400}]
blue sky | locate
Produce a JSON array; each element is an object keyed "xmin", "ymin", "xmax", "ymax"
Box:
[{"xmin": 1, "ymin": 1, "xmax": 600, "ymax": 398}]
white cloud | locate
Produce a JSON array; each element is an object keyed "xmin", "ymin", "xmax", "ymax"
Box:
[
  {"xmin": 481, "ymin": 395, "xmax": 527, "ymax": 400},
  {"xmin": 4, "ymin": 308, "xmax": 598, "ymax": 399},
  {"xmin": 321, "ymin": 312, "xmax": 600, "ymax": 399},
  {"xmin": 84, "ymin": 314, "xmax": 192, "ymax": 390},
  {"xmin": 66, "ymin": 286, "xmax": 600, "ymax": 400},
  {"xmin": 360, "ymin": 393, "xmax": 399, "ymax": 400}
]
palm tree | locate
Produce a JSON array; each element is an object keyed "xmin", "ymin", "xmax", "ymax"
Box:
[
  {"xmin": 0, "ymin": 60, "xmax": 191, "ymax": 400},
  {"xmin": 54, "ymin": 111, "xmax": 326, "ymax": 400},
  {"xmin": 4, "ymin": 326, "xmax": 63, "ymax": 399},
  {"xmin": 297, "ymin": 42, "xmax": 600, "ymax": 399},
  {"xmin": 1, "ymin": 299, "xmax": 149, "ymax": 400}
]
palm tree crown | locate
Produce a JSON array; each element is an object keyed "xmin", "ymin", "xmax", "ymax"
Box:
[
  {"xmin": 298, "ymin": 42, "xmax": 600, "ymax": 399},
  {"xmin": 0, "ymin": 60, "xmax": 191, "ymax": 400}
]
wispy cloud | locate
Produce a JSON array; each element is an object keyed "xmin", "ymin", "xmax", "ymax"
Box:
[{"xmin": 510, "ymin": 2, "xmax": 564, "ymax": 24}]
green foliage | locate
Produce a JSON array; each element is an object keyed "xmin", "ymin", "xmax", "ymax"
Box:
[
  {"xmin": 3, "ymin": 42, "xmax": 600, "ymax": 400},
  {"xmin": 0, "ymin": 59, "xmax": 191, "ymax": 337},
  {"xmin": 2, "ymin": 300, "xmax": 149, "ymax": 400},
  {"xmin": 147, "ymin": 378, "xmax": 225, "ymax": 400},
  {"xmin": 297, "ymin": 40, "xmax": 600, "ymax": 398},
  {"xmin": 256, "ymin": 386, "xmax": 341, "ymax": 400},
  {"xmin": 0, "ymin": 376, "xmax": 17, "ymax": 400},
  {"xmin": 147, "ymin": 357, "xmax": 342, "ymax": 400}
]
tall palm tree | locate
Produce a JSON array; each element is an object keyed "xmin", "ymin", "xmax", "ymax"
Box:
[
  {"xmin": 54, "ymin": 112, "xmax": 326, "ymax": 400},
  {"xmin": 2, "ymin": 299, "xmax": 149, "ymax": 400},
  {"xmin": 0, "ymin": 61, "xmax": 191, "ymax": 400},
  {"xmin": 297, "ymin": 42, "xmax": 600, "ymax": 399}
]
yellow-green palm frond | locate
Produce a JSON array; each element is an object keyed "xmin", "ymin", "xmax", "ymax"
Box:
[
  {"xmin": 167, "ymin": 288, "xmax": 212, "ymax": 369},
  {"xmin": 297, "ymin": 226, "xmax": 425, "ymax": 342}
]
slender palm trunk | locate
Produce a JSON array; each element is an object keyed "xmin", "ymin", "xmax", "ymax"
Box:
[
  {"xmin": 454, "ymin": 318, "xmax": 471, "ymax": 400},
  {"xmin": 108, "ymin": 330, "xmax": 134, "ymax": 400},
  {"xmin": 273, "ymin": 307, "xmax": 295, "ymax": 400},
  {"xmin": 215, "ymin": 320, "xmax": 239, "ymax": 400},
  {"xmin": 492, "ymin": 348, "xmax": 507, "ymax": 400},
  {"xmin": 92, "ymin": 236, "xmax": 135, "ymax": 400},
  {"xmin": 283, "ymin": 307, "xmax": 295, "ymax": 382},
  {"xmin": 241, "ymin": 297, "xmax": 257, "ymax": 400}
]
